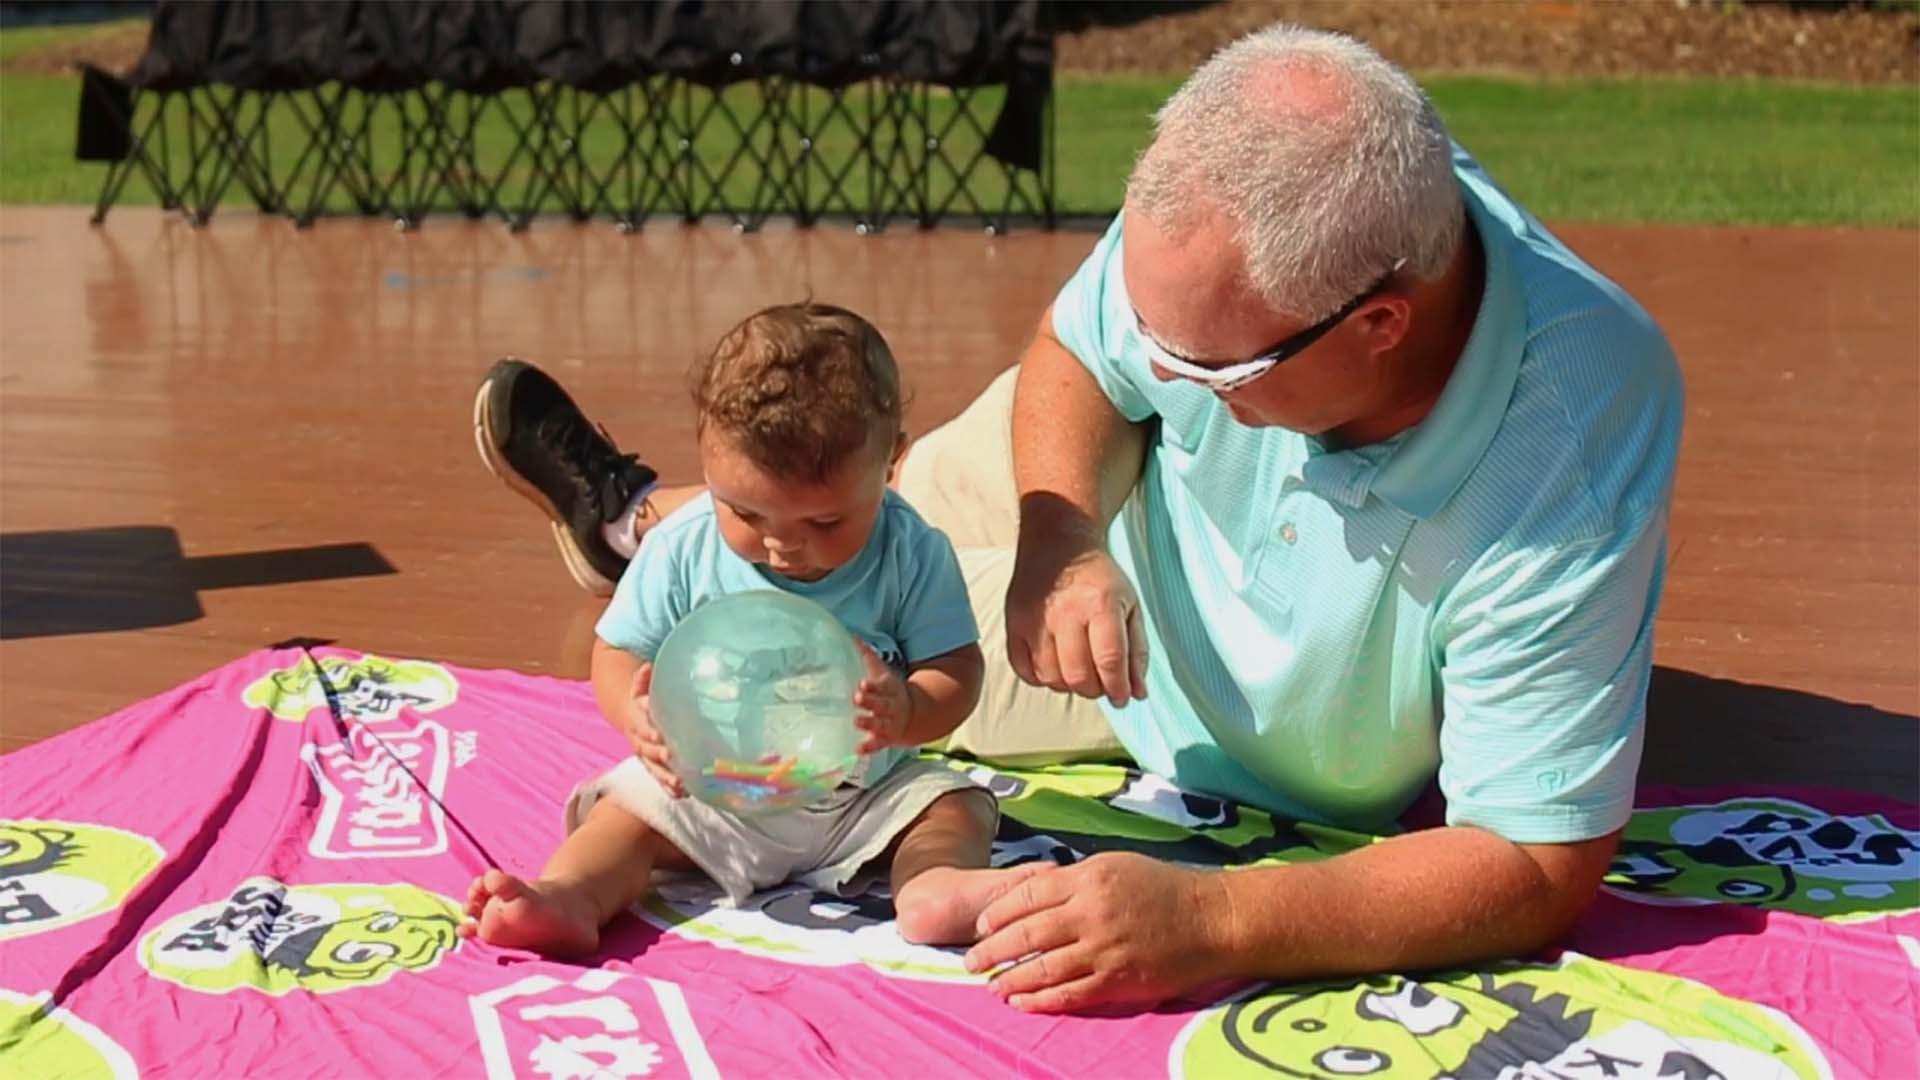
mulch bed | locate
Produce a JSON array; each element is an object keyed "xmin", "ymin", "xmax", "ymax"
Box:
[{"xmin": 1060, "ymin": 0, "xmax": 1918, "ymax": 84}]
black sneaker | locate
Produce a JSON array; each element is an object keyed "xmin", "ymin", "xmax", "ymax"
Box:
[{"xmin": 472, "ymin": 359, "xmax": 657, "ymax": 596}]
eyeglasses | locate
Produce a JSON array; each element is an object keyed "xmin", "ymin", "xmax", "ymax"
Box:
[{"xmin": 1134, "ymin": 259, "xmax": 1408, "ymax": 392}]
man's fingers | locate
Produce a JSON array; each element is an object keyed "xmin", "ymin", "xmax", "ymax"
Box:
[
  {"xmin": 1008, "ymin": 973, "xmax": 1108, "ymax": 1014},
  {"xmin": 974, "ymin": 866, "xmax": 1071, "ymax": 935},
  {"xmin": 1052, "ymin": 625, "xmax": 1106, "ymax": 700},
  {"xmin": 969, "ymin": 909, "xmax": 1079, "ymax": 979},
  {"xmin": 987, "ymin": 940, "xmax": 1094, "ymax": 999},
  {"xmin": 1007, "ymin": 626, "xmax": 1038, "ymax": 687},
  {"xmin": 1126, "ymin": 603, "xmax": 1150, "ymax": 701},
  {"xmin": 1086, "ymin": 607, "xmax": 1132, "ymax": 706},
  {"xmin": 967, "ymin": 876, "xmax": 1073, "ymax": 971},
  {"xmin": 1028, "ymin": 630, "xmax": 1065, "ymax": 693}
]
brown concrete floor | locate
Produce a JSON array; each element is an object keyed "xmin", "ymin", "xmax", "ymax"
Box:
[{"xmin": 2, "ymin": 207, "xmax": 1914, "ymax": 798}]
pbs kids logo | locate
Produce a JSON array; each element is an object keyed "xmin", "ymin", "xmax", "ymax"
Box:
[
  {"xmin": 0, "ymin": 820, "xmax": 165, "ymax": 941},
  {"xmin": 139, "ymin": 878, "xmax": 461, "ymax": 996}
]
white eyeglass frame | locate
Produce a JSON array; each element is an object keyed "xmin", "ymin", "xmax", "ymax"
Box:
[{"xmin": 1134, "ymin": 258, "xmax": 1408, "ymax": 392}]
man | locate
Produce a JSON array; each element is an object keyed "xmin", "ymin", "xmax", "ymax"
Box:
[{"xmin": 475, "ymin": 26, "xmax": 1682, "ymax": 1014}]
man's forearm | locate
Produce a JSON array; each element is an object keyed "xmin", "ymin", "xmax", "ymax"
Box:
[
  {"xmin": 1204, "ymin": 826, "xmax": 1620, "ymax": 981},
  {"xmin": 1011, "ymin": 308, "xmax": 1147, "ymax": 549}
]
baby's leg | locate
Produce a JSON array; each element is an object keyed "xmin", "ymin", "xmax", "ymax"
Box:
[
  {"xmin": 461, "ymin": 799, "xmax": 690, "ymax": 957},
  {"xmin": 889, "ymin": 792, "xmax": 1049, "ymax": 946}
]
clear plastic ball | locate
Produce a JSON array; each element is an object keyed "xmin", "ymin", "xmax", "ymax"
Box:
[{"xmin": 649, "ymin": 591, "xmax": 865, "ymax": 815}]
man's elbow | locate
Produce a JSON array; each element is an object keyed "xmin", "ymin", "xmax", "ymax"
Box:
[{"xmin": 1514, "ymin": 829, "xmax": 1621, "ymax": 946}]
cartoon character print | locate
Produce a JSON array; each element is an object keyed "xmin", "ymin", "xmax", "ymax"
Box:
[
  {"xmin": 0, "ymin": 821, "xmax": 165, "ymax": 940},
  {"xmin": 642, "ymin": 875, "xmax": 976, "ymax": 983},
  {"xmin": 242, "ymin": 653, "xmax": 458, "ymax": 723},
  {"xmin": 140, "ymin": 878, "xmax": 460, "ymax": 995},
  {"xmin": 954, "ymin": 762, "xmax": 1369, "ymax": 870},
  {"xmin": 0, "ymin": 988, "xmax": 139, "ymax": 1080},
  {"xmin": 1175, "ymin": 952, "xmax": 1830, "ymax": 1079},
  {"xmin": 640, "ymin": 762, "xmax": 1361, "ymax": 981},
  {"xmin": 1607, "ymin": 798, "xmax": 1919, "ymax": 920},
  {"xmin": 0, "ymin": 822, "xmax": 78, "ymax": 882}
]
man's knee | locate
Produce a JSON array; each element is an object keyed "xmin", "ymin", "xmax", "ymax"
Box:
[{"xmin": 895, "ymin": 366, "xmax": 1021, "ymax": 548}]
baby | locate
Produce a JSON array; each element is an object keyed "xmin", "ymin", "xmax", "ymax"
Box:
[{"xmin": 462, "ymin": 302, "xmax": 1039, "ymax": 955}]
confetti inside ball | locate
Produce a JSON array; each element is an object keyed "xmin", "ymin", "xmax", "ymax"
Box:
[{"xmin": 649, "ymin": 591, "xmax": 865, "ymax": 814}]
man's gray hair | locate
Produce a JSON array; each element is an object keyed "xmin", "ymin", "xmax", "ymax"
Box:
[{"xmin": 1127, "ymin": 25, "xmax": 1465, "ymax": 322}]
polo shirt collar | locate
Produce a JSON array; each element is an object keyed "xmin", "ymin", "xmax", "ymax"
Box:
[{"xmin": 1302, "ymin": 433, "xmax": 1404, "ymax": 510}]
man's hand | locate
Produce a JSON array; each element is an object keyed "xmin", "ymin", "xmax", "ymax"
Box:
[
  {"xmin": 1005, "ymin": 541, "xmax": 1149, "ymax": 707},
  {"xmin": 964, "ymin": 852, "xmax": 1226, "ymax": 1013},
  {"xmin": 852, "ymin": 641, "xmax": 914, "ymax": 753},
  {"xmin": 624, "ymin": 663, "xmax": 685, "ymax": 797}
]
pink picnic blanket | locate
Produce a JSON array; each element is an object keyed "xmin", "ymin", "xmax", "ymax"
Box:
[{"xmin": 2, "ymin": 647, "xmax": 1914, "ymax": 1078}]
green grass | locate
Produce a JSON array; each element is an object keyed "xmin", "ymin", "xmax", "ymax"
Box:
[
  {"xmin": 1050, "ymin": 73, "xmax": 1920, "ymax": 227},
  {"xmin": 3, "ymin": 23, "xmax": 1916, "ymax": 227},
  {"xmin": 1429, "ymin": 76, "xmax": 1920, "ymax": 227}
]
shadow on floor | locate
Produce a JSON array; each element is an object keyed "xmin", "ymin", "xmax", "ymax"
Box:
[
  {"xmin": 0, "ymin": 525, "xmax": 394, "ymax": 639},
  {"xmin": 1642, "ymin": 666, "xmax": 1919, "ymax": 802}
]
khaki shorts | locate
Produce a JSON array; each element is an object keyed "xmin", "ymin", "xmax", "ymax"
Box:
[
  {"xmin": 567, "ymin": 757, "xmax": 993, "ymax": 906},
  {"xmin": 895, "ymin": 366, "xmax": 1128, "ymax": 765}
]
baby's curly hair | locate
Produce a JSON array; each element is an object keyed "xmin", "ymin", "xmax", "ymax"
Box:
[{"xmin": 691, "ymin": 302, "xmax": 904, "ymax": 484}]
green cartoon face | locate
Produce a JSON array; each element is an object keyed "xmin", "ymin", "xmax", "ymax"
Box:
[
  {"xmin": 951, "ymin": 761, "xmax": 1369, "ymax": 871},
  {"xmin": 270, "ymin": 908, "xmax": 460, "ymax": 982},
  {"xmin": 140, "ymin": 879, "xmax": 461, "ymax": 995},
  {"xmin": 1608, "ymin": 798, "xmax": 1920, "ymax": 919},
  {"xmin": 1176, "ymin": 954, "xmax": 1829, "ymax": 1080},
  {"xmin": 1610, "ymin": 845, "xmax": 1795, "ymax": 904},
  {"xmin": 243, "ymin": 653, "xmax": 459, "ymax": 722},
  {"xmin": 0, "ymin": 821, "xmax": 165, "ymax": 941},
  {"xmin": 1214, "ymin": 979, "xmax": 1478, "ymax": 1076},
  {"xmin": 0, "ymin": 989, "xmax": 139, "ymax": 1080},
  {"xmin": 0, "ymin": 823, "xmax": 75, "ymax": 880}
]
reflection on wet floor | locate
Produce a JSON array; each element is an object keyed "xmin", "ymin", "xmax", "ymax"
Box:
[{"xmin": 0, "ymin": 207, "xmax": 1913, "ymax": 798}]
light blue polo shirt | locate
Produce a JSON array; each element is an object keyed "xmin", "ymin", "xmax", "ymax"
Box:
[
  {"xmin": 1051, "ymin": 145, "xmax": 1684, "ymax": 842},
  {"xmin": 597, "ymin": 490, "xmax": 979, "ymax": 785}
]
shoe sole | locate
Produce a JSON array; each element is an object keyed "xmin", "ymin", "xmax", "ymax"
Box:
[{"xmin": 471, "ymin": 376, "xmax": 618, "ymax": 597}]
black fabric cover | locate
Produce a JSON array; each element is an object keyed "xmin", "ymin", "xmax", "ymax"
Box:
[
  {"xmin": 128, "ymin": 0, "xmax": 1051, "ymax": 93},
  {"xmin": 120, "ymin": 1, "xmax": 1053, "ymax": 166},
  {"xmin": 75, "ymin": 64, "xmax": 134, "ymax": 162}
]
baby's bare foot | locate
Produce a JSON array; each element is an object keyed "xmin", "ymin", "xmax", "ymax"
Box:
[
  {"xmin": 893, "ymin": 862, "xmax": 1052, "ymax": 946},
  {"xmin": 458, "ymin": 868, "xmax": 602, "ymax": 957}
]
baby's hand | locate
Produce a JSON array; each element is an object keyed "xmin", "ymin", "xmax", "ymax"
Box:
[
  {"xmin": 627, "ymin": 663, "xmax": 685, "ymax": 798},
  {"xmin": 852, "ymin": 641, "xmax": 913, "ymax": 754}
]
